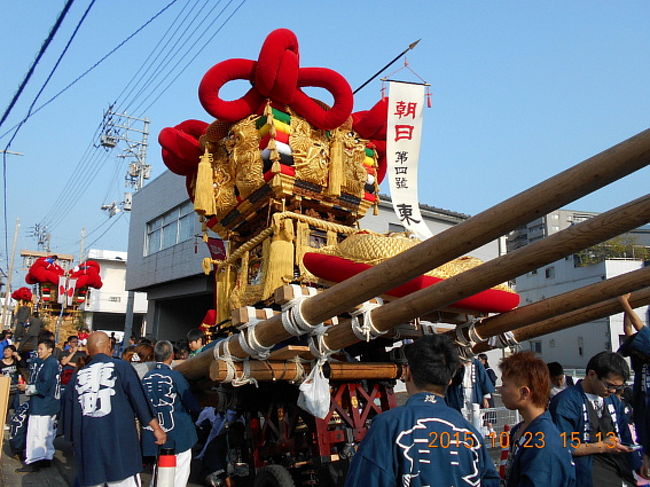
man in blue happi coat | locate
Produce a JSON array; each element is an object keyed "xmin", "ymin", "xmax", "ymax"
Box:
[
  {"xmin": 550, "ymin": 351, "xmax": 642, "ymax": 487},
  {"xmin": 16, "ymin": 338, "xmax": 61, "ymax": 472},
  {"xmin": 62, "ymin": 332, "xmax": 167, "ymax": 487},
  {"xmin": 445, "ymin": 356, "xmax": 495, "ymax": 414},
  {"xmin": 617, "ymin": 293, "xmax": 650, "ymax": 479},
  {"xmin": 345, "ymin": 334, "xmax": 500, "ymax": 487},
  {"xmin": 142, "ymin": 340, "xmax": 201, "ymax": 487},
  {"xmin": 500, "ymin": 351, "xmax": 575, "ymax": 486}
]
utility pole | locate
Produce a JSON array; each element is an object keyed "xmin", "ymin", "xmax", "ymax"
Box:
[
  {"xmin": 28, "ymin": 223, "xmax": 51, "ymax": 252},
  {"xmin": 98, "ymin": 106, "xmax": 150, "ymax": 214},
  {"xmin": 2, "ymin": 218, "xmax": 20, "ymax": 328},
  {"xmin": 79, "ymin": 227, "xmax": 86, "ymax": 263},
  {"xmin": 98, "ymin": 106, "xmax": 150, "ymax": 339}
]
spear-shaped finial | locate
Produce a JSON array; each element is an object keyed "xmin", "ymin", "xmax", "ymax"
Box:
[{"xmin": 353, "ymin": 39, "xmax": 422, "ymax": 95}]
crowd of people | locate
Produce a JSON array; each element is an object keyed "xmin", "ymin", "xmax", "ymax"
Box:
[
  {"xmin": 2, "ymin": 318, "xmax": 219, "ymax": 486},
  {"xmin": 346, "ymin": 293, "xmax": 650, "ymax": 487},
  {"xmin": 0, "ymin": 291, "xmax": 648, "ymax": 487}
]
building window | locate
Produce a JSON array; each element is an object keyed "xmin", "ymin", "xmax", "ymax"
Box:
[
  {"xmin": 529, "ymin": 341, "xmax": 542, "ymax": 354},
  {"xmin": 545, "ymin": 266, "xmax": 555, "ymax": 279},
  {"xmin": 145, "ymin": 201, "xmax": 195, "ymax": 255}
]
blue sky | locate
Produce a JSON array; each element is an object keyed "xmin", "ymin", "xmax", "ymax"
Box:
[{"xmin": 1, "ymin": 1, "xmax": 649, "ymax": 288}]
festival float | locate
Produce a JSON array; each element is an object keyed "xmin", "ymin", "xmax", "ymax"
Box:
[
  {"xmin": 22, "ymin": 256, "xmax": 103, "ymax": 342},
  {"xmin": 159, "ymin": 28, "xmax": 650, "ymax": 486}
]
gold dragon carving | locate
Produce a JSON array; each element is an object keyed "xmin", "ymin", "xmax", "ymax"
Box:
[
  {"xmin": 226, "ymin": 115, "xmax": 265, "ymax": 199},
  {"xmin": 201, "ymin": 121, "xmax": 237, "ymax": 221},
  {"xmin": 341, "ymin": 130, "xmax": 368, "ymax": 198},
  {"xmin": 289, "ymin": 114, "xmax": 330, "ymax": 186}
]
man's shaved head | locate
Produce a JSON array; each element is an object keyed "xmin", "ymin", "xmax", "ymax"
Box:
[{"xmin": 87, "ymin": 331, "xmax": 111, "ymax": 356}]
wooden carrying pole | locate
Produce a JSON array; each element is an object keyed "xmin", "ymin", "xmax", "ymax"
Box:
[
  {"xmin": 320, "ymin": 194, "xmax": 650, "ymax": 352},
  {"xmin": 474, "ymin": 287, "xmax": 650, "ymax": 353},
  {"xmin": 176, "ymin": 130, "xmax": 650, "ymax": 380},
  {"xmin": 299, "ymin": 129, "xmax": 650, "ymax": 327},
  {"xmin": 461, "ymin": 265, "xmax": 650, "ymax": 341},
  {"xmin": 209, "ymin": 361, "xmax": 402, "ymax": 383}
]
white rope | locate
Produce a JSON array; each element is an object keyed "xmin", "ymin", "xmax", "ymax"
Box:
[
  {"xmin": 231, "ymin": 359, "xmax": 258, "ymax": 388},
  {"xmin": 280, "ymin": 286, "xmax": 323, "ymax": 337},
  {"xmin": 289, "ymin": 356, "xmax": 307, "ymax": 384},
  {"xmin": 350, "ymin": 298, "xmax": 385, "ymax": 342},
  {"xmin": 213, "ymin": 338, "xmax": 241, "ymax": 384},
  {"xmin": 223, "ymin": 359, "xmax": 236, "ymax": 383},
  {"xmin": 237, "ymin": 326, "xmax": 272, "ymax": 361},
  {"xmin": 237, "ymin": 307, "xmax": 274, "ymax": 331},
  {"xmin": 488, "ymin": 331, "xmax": 519, "ymax": 349},
  {"xmin": 454, "ymin": 320, "xmax": 486, "ymax": 360},
  {"xmin": 308, "ymin": 332, "xmax": 338, "ymax": 361},
  {"xmin": 213, "ymin": 337, "xmax": 238, "ymax": 361},
  {"xmin": 419, "ymin": 320, "xmax": 438, "ymax": 335}
]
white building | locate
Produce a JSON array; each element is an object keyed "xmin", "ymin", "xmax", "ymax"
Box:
[
  {"xmin": 82, "ymin": 249, "xmax": 148, "ymax": 334},
  {"xmin": 516, "ymin": 257, "xmax": 649, "ymax": 368},
  {"xmin": 507, "ymin": 209, "xmax": 650, "ymax": 252}
]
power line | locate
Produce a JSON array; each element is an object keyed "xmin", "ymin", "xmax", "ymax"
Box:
[
  {"xmin": 3, "ymin": 0, "xmax": 96, "ymax": 270},
  {"xmin": 38, "ymin": 123, "xmax": 104, "ymax": 226},
  {"xmin": 85, "ymin": 212, "xmax": 124, "ymax": 250},
  {"xmin": 136, "ymin": 0, "xmax": 247, "ymax": 116},
  {"xmin": 33, "ymin": 1, "xmax": 182, "ymax": 244},
  {"xmin": 121, "ymin": 0, "xmax": 217, "ymax": 113},
  {"xmin": 114, "ymin": 0, "xmax": 202, "ymax": 109},
  {"xmin": 46, "ymin": 149, "xmax": 112, "ymax": 231},
  {"xmin": 0, "ymin": 0, "xmax": 75, "ymax": 131},
  {"xmin": 0, "ymin": 0, "xmax": 179, "ymax": 142}
]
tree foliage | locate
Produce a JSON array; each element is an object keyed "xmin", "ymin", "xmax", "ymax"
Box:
[{"xmin": 574, "ymin": 236, "xmax": 649, "ymax": 267}]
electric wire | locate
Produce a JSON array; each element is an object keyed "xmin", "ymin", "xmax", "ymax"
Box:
[
  {"xmin": 114, "ymin": 0, "xmax": 203, "ymax": 110},
  {"xmin": 122, "ymin": 0, "xmax": 222, "ymax": 114},
  {"xmin": 27, "ymin": 0, "xmax": 243, "ymax": 259},
  {"xmin": 0, "ymin": 0, "xmax": 75, "ymax": 131},
  {"xmin": 84, "ymin": 212, "xmax": 124, "ymax": 250},
  {"xmin": 135, "ymin": 0, "xmax": 247, "ymax": 117},
  {"xmin": 34, "ymin": 1, "xmax": 181, "ymax": 232},
  {"xmin": 0, "ymin": 0, "xmax": 179, "ymax": 142},
  {"xmin": 38, "ymin": 120, "xmax": 104, "ymax": 226},
  {"xmin": 46, "ymin": 149, "xmax": 112, "ymax": 230},
  {"xmin": 3, "ymin": 0, "xmax": 94, "ymax": 269},
  {"xmin": 101, "ymin": 156, "xmax": 125, "ymax": 205},
  {"xmin": 41, "ymin": 146, "xmax": 109, "ymax": 230}
]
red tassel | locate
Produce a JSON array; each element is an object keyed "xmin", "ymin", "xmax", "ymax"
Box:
[{"xmin": 426, "ymin": 90, "xmax": 432, "ymax": 108}]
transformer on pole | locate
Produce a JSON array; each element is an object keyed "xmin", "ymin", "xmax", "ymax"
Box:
[{"xmin": 98, "ymin": 106, "xmax": 151, "ymax": 339}]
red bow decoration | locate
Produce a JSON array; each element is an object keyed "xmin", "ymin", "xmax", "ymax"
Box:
[
  {"xmin": 25, "ymin": 256, "xmax": 65, "ymax": 285},
  {"xmin": 159, "ymin": 29, "xmax": 390, "ymax": 188},
  {"xmin": 198, "ymin": 29, "xmax": 354, "ymax": 131},
  {"xmin": 12, "ymin": 287, "xmax": 33, "ymax": 302}
]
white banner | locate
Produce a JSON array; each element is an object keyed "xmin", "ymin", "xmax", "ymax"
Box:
[
  {"xmin": 66, "ymin": 278, "xmax": 77, "ymax": 307},
  {"xmin": 57, "ymin": 277, "xmax": 76, "ymax": 306},
  {"xmin": 386, "ymin": 81, "xmax": 432, "ymax": 240},
  {"xmin": 57, "ymin": 276, "xmax": 67, "ymax": 305}
]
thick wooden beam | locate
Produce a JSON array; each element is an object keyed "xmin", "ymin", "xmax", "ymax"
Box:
[
  {"xmin": 301, "ymin": 129, "xmax": 650, "ymax": 326},
  {"xmin": 176, "ymin": 130, "xmax": 650, "ymax": 380},
  {"xmin": 473, "ymin": 287, "xmax": 650, "ymax": 353},
  {"xmin": 209, "ymin": 360, "xmax": 402, "ymax": 382},
  {"xmin": 466, "ymin": 265, "xmax": 650, "ymax": 340},
  {"xmin": 320, "ymin": 195, "xmax": 650, "ymax": 351}
]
